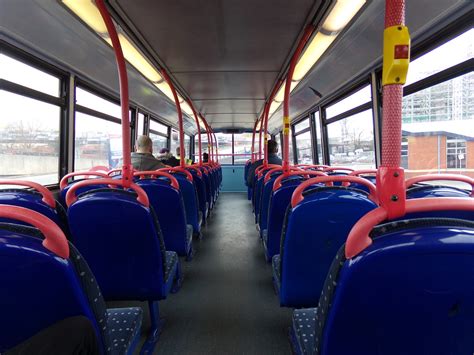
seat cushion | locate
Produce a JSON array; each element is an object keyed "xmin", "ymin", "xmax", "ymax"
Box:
[
  {"xmin": 292, "ymin": 308, "xmax": 317, "ymax": 355},
  {"xmin": 262, "ymin": 229, "xmax": 268, "ymax": 244},
  {"xmin": 272, "ymin": 254, "xmax": 281, "ymax": 291},
  {"xmin": 106, "ymin": 307, "xmax": 142, "ymax": 354},
  {"xmin": 165, "ymin": 251, "xmax": 179, "ymax": 285},
  {"xmin": 186, "ymin": 224, "xmax": 193, "ymax": 245}
]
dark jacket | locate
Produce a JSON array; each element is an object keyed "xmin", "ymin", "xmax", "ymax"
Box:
[
  {"xmin": 160, "ymin": 156, "xmax": 180, "ymax": 167},
  {"xmin": 131, "ymin": 152, "xmax": 165, "ymax": 171},
  {"xmin": 246, "ymin": 154, "xmax": 282, "ymax": 186}
]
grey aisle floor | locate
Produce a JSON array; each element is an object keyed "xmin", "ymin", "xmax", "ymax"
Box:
[{"xmin": 112, "ymin": 192, "xmax": 292, "ymax": 355}]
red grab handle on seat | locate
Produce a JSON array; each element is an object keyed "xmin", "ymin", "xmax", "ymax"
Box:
[
  {"xmin": 291, "ymin": 175, "xmax": 377, "ymax": 207},
  {"xmin": 60, "ymin": 172, "xmax": 109, "ymax": 190},
  {"xmin": 158, "ymin": 167, "xmax": 193, "ymax": 182},
  {"xmin": 345, "ymin": 197, "xmax": 474, "ymax": 259},
  {"xmin": 273, "ymin": 171, "xmax": 328, "ymax": 191},
  {"xmin": 323, "ymin": 167, "xmax": 355, "ymax": 173},
  {"xmin": 0, "ymin": 205, "xmax": 69, "ymax": 258},
  {"xmin": 405, "ymin": 174, "xmax": 474, "ymax": 197},
  {"xmin": 65, "ymin": 178, "xmax": 149, "ymax": 208},
  {"xmin": 256, "ymin": 164, "xmax": 282, "ymax": 178},
  {"xmin": 263, "ymin": 167, "xmax": 303, "ymax": 183},
  {"xmin": 89, "ymin": 165, "xmax": 110, "ymax": 173},
  {"xmin": 350, "ymin": 169, "xmax": 378, "ymax": 176},
  {"xmin": 107, "ymin": 169, "xmax": 123, "ymax": 176},
  {"xmin": 0, "ymin": 180, "xmax": 56, "ymax": 209},
  {"xmin": 185, "ymin": 166, "xmax": 203, "ymax": 178},
  {"xmin": 133, "ymin": 171, "xmax": 179, "ymax": 189}
]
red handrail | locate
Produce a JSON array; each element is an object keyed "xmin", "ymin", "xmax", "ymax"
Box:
[
  {"xmin": 349, "ymin": 169, "xmax": 377, "ymax": 176},
  {"xmin": 323, "ymin": 167, "xmax": 355, "ymax": 173},
  {"xmin": 263, "ymin": 80, "xmax": 283, "ymax": 166},
  {"xmin": 0, "ymin": 205, "xmax": 69, "ymax": 258},
  {"xmin": 0, "ymin": 180, "xmax": 56, "ymax": 208},
  {"xmin": 185, "ymin": 166, "xmax": 203, "ymax": 178},
  {"xmin": 188, "ymin": 100, "xmax": 203, "ymax": 166},
  {"xmin": 95, "ymin": 0, "xmax": 132, "ymax": 187},
  {"xmin": 264, "ymin": 166, "xmax": 303, "ymax": 183},
  {"xmin": 60, "ymin": 172, "xmax": 108, "ymax": 190},
  {"xmin": 107, "ymin": 168, "xmax": 123, "ymax": 176},
  {"xmin": 291, "ymin": 176, "xmax": 377, "ymax": 207},
  {"xmin": 405, "ymin": 174, "xmax": 473, "ymax": 197},
  {"xmin": 158, "ymin": 167, "xmax": 193, "ymax": 182},
  {"xmin": 133, "ymin": 171, "xmax": 179, "ymax": 189},
  {"xmin": 65, "ymin": 178, "xmax": 149, "ymax": 207},
  {"xmin": 255, "ymin": 164, "xmax": 281, "ymax": 178},
  {"xmin": 282, "ymin": 25, "xmax": 315, "ymax": 173},
  {"xmin": 273, "ymin": 170, "xmax": 328, "ymax": 191},
  {"xmin": 89, "ymin": 165, "xmax": 110, "ymax": 173},
  {"xmin": 345, "ymin": 197, "xmax": 474, "ymax": 258}
]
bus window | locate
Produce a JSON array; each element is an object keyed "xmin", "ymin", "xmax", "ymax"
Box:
[
  {"xmin": 313, "ymin": 111, "xmax": 323, "ymax": 164},
  {"xmin": 327, "ymin": 109, "xmax": 375, "ymax": 169},
  {"xmin": 74, "ymin": 112, "xmax": 122, "ymax": 170},
  {"xmin": 274, "ymin": 133, "xmax": 282, "ymax": 159},
  {"xmin": 233, "ymin": 133, "xmax": 252, "ymax": 165},
  {"xmin": 295, "ymin": 131, "xmax": 312, "ymax": 164},
  {"xmin": 149, "ymin": 133, "xmax": 167, "ymax": 154},
  {"xmin": 326, "ymin": 85, "xmax": 371, "ymax": 119},
  {"xmin": 215, "ymin": 133, "xmax": 232, "ymax": 164},
  {"xmin": 194, "ymin": 134, "xmax": 209, "ymax": 163},
  {"xmin": 0, "ymin": 91, "xmax": 60, "ymax": 185},
  {"xmin": 137, "ymin": 112, "xmax": 145, "ymax": 136},
  {"xmin": 170, "ymin": 128, "xmax": 179, "ymax": 154},
  {"xmin": 76, "ymin": 87, "xmax": 121, "ymax": 118},
  {"xmin": 402, "ymin": 29, "xmax": 473, "ymax": 180}
]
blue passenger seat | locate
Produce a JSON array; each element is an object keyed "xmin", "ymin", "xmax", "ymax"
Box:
[
  {"xmin": 272, "ymin": 186, "xmax": 377, "ymax": 308},
  {"xmin": 290, "ymin": 218, "xmax": 474, "ymax": 355},
  {"xmin": 0, "ymin": 218, "xmax": 143, "ymax": 354},
  {"xmin": 173, "ymin": 174, "xmax": 202, "ymax": 236}
]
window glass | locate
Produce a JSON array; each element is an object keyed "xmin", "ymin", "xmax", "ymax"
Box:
[
  {"xmin": 234, "ymin": 133, "xmax": 252, "ymax": 165},
  {"xmin": 150, "ymin": 132, "xmax": 167, "ymax": 155},
  {"xmin": 294, "ymin": 118, "xmax": 310, "ymax": 134},
  {"xmin": 0, "ymin": 91, "xmax": 60, "ymax": 185},
  {"xmin": 402, "ymin": 72, "xmax": 473, "ymax": 179},
  {"xmin": 184, "ymin": 134, "xmax": 190, "ymax": 159},
  {"xmin": 314, "ymin": 111, "xmax": 323, "ymax": 164},
  {"xmin": 0, "ymin": 54, "xmax": 60, "ymax": 97},
  {"xmin": 275, "ymin": 133, "xmax": 282, "ymax": 159},
  {"xmin": 150, "ymin": 119, "xmax": 168, "ymax": 135},
  {"xmin": 295, "ymin": 131, "xmax": 312, "ymax": 164},
  {"xmin": 75, "ymin": 112, "xmax": 122, "ymax": 170},
  {"xmin": 406, "ymin": 29, "xmax": 473, "ymax": 86},
  {"xmin": 194, "ymin": 134, "xmax": 209, "ymax": 163},
  {"xmin": 170, "ymin": 129, "xmax": 179, "ymax": 155},
  {"xmin": 76, "ymin": 87, "xmax": 121, "ymax": 118},
  {"xmin": 215, "ymin": 133, "xmax": 233, "ymax": 164},
  {"xmin": 327, "ymin": 109, "xmax": 375, "ymax": 169},
  {"xmin": 137, "ymin": 113, "xmax": 145, "ymax": 136},
  {"xmin": 325, "ymin": 85, "xmax": 371, "ymax": 119}
]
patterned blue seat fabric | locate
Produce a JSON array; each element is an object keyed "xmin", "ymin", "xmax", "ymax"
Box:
[
  {"xmin": 271, "ymin": 254, "xmax": 281, "ymax": 292},
  {"xmin": 0, "ymin": 223, "xmax": 142, "ymax": 354},
  {"xmin": 107, "ymin": 308, "xmax": 142, "ymax": 352},
  {"xmin": 137, "ymin": 179, "xmax": 193, "ymax": 258},
  {"xmin": 291, "ymin": 218, "xmax": 474, "ymax": 355},
  {"xmin": 258, "ymin": 174, "xmax": 281, "ymax": 237},
  {"xmin": 277, "ymin": 187, "xmax": 376, "ymax": 307},
  {"xmin": 291, "ymin": 308, "xmax": 317, "ymax": 355},
  {"xmin": 174, "ymin": 174, "xmax": 202, "ymax": 235}
]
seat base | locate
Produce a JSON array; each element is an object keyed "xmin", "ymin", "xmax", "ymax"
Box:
[
  {"xmin": 106, "ymin": 307, "xmax": 143, "ymax": 354},
  {"xmin": 290, "ymin": 308, "xmax": 317, "ymax": 355},
  {"xmin": 271, "ymin": 254, "xmax": 281, "ymax": 296}
]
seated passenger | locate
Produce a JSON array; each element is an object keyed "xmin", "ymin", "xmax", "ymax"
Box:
[
  {"xmin": 202, "ymin": 152, "xmax": 209, "ymax": 163},
  {"xmin": 5, "ymin": 316, "xmax": 100, "ymax": 355},
  {"xmin": 176, "ymin": 147, "xmax": 192, "ymax": 165},
  {"xmin": 158, "ymin": 147, "xmax": 180, "ymax": 167},
  {"xmin": 246, "ymin": 140, "xmax": 282, "ymax": 186},
  {"xmin": 131, "ymin": 135, "xmax": 165, "ymax": 171}
]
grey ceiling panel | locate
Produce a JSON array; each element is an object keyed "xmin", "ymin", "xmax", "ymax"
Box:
[{"xmin": 193, "ymin": 99, "xmax": 264, "ymax": 115}]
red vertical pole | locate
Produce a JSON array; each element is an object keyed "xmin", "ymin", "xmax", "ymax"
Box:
[
  {"xmin": 95, "ymin": 0, "xmax": 132, "ymax": 186},
  {"xmin": 188, "ymin": 100, "xmax": 202, "ymax": 165},
  {"xmin": 263, "ymin": 81, "xmax": 282, "ymax": 166},
  {"xmin": 161, "ymin": 70, "xmax": 185, "ymax": 167},
  {"xmin": 201, "ymin": 115, "xmax": 213, "ymax": 163},
  {"xmin": 282, "ymin": 26, "xmax": 314, "ymax": 173},
  {"xmin": 250, "ymin": 118, "xmax": 259, "ymax": 163},
  {"xmin": 258, "ymin": 116, "xmax": 263, "ymax": 160}
]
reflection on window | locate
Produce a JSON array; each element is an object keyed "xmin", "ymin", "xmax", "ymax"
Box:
[
  {"xmin": 446, "ymin": 137, "xmax": 466, "ymax": 169},
  {"xmin": 288, "ymin": 135, "xmax": 295, "ymax": 164},
  {"xmin": 233, "ymin": 133, "xmax": 252, "ymax": 165},
  {"xmin": 325, "ymin": 85, "xmax": 371, "ymax": 119},
  {"xmin": 275, "ymin": 133, "xmax": 282, "ymax": 159},
  {"xmin": 402, "ymin": 73, "xmax": 473, "ymax": 178},
  {"xmin": 0, "ymin": 54, "xmax": 60, "ymax": 97},
  {"xmin": 75, "ymin": 112, "xmax": 122, "ymax": 170},
  {"xmin": 295, "ymin": 131, "xmax": 312, "ymax": 164},
  {"xmin": 150, "ymin": 133, "xmax": 167, "ymax": 155},
  {"xmin": 184, "ymin": 134, "xmax": 190, "ymax": 159},
  {"xmin": 215, "ymin": 133, "xmax": 233, "ymax": 164},
  {"xmin": 294, "ymin": 119, "xmax": 309, "ymax": 133},
  {"xmin": 76, "ymin": 87, "xmax": 121, "ymax": 118},
  {"xmin": 150, "ymin": 119, "xmax": 168, "ymax": 135},
  {"xmin": 327, "ymin": 109, "xmax": 375, "ymax": 169},
  {"xmin": 0, "ymin": 91, "xmax": 60, "ymax": 184},
  {"xmin": 314, "ymin": 111, "xmax": 323, "ymax": 164},
  {"xmin": 406, "ymin": 29, "xmax": 473, "ymax": 86},
  {"xmin": 137, "ymin": 113, "xmax": 145, "ymax": 136},
  {"xmin": 170, "ymin": 129, "xmax": 179, "ymax": 155},
  {"xmin": 194, "ymin": 134, "xmax": 209, "ymax": 163}
]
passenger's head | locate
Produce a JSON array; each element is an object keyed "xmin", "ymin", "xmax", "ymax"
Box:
[
  {"xmin": 176, "ymin": 147, "xmax": 184, "ymax": 157},
  {"xmin": 202, "ymin": 152, "xmax": 209, "ymax": 162},
  {"xmin": 136, "ymin": 135, "xmax": 153, "ymax": 154},
  {"xmin": 268, "ymin": 139, "xmax": 278, "ymax": 154}
]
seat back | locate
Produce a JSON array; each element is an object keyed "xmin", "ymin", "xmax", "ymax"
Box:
[
  {"xmin": 407, "ymin": 184, "xmax": 471, "ymax": 198},
  {"xmin": 253, "ymin": 167, "xmax": 275, "ymax": 221},
  {"xmin": 0, "ymin": 189, "xmax": 69, "ymax": 236},
  {"xmin": 137, "ymin": 179, "xmax": 191, "ymax": 257},
  {"xmin": 174, "ymin": 174, "xmax": 201, "ymax": 234},
  {"xmin": 317, "ymin": 219, "xmax": 474, "ymax": 355},
  {"xmin": 258, "ymin": 174, "xmax": 281, "ymax": 234},
  {"xmin": 0, "ymin": 223, "xmax": 111, "ymax": 353},
  {"xmin": 280, "ymin": 187, "xmax": 377, "ymax": 307},
  {"xmin": 244, "ymin": 160, "xmax": 251, "ymax": 186},
  {"xmin": 264, "ymin": 178, "xmax": 302, "ymax": 260},
  {"xmin": 190, "ymin": 170, "xmax": 209, "ymax": 224},
  {"xmin": 68, "ymin": 189, "xmax": 167, "ymax": 300}
]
